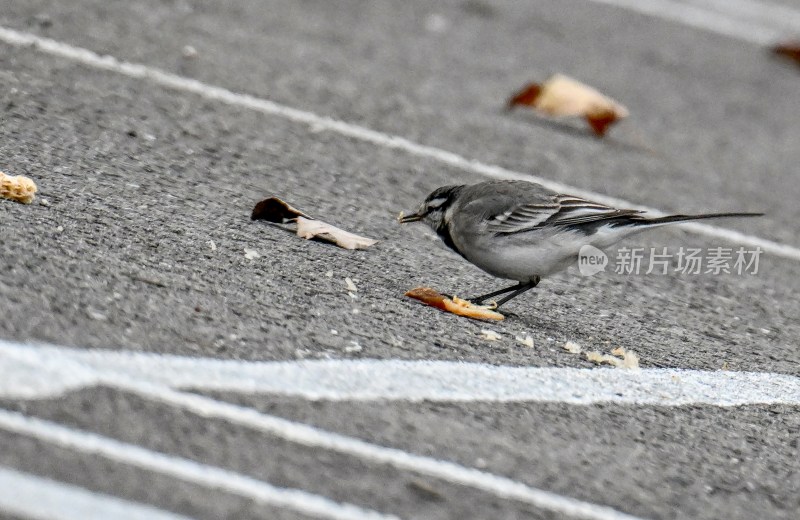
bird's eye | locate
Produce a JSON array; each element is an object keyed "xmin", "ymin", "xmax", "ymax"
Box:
[{"xmin": 426, "ymin": 197, "xmax": 447, "ymax": 210}]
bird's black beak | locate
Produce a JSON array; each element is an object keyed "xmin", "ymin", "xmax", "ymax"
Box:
[{"xmin": 397, "ymin": 211, "xmax": 424, "ymax": 224}]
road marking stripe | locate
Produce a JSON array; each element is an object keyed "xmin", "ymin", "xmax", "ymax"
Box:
[
  {"xmin": 584, "ymin": 0, "xmax": 782, "ymax": 45},
  {"xmin": 0, "ymin": 26, "xmax": 797, "ymax": 261},
  {"xmin": 0, "ymin": 411, "xmax": 400, "ymax": 520},
  {"xmin": 3, "ymin": 341, "xmax": 799, "ymax": 406},
  {"xmin": 0, "ymin": 340, "xmax": 646, "ymax": 519},
  {"xmin": 673, "ymin": 0, "xmax": 800, "ymax": 33},
  {"xmin": 109, "ymin": 381, "xmax": 648, "ymax": 520},
  {"xmin": 0, "ymin": 466, "xmax": 196, "ymax": 520}
]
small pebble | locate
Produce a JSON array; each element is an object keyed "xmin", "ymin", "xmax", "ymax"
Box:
[{"xmin": 182, "ymin": 45, "xmax": 198, "ymax": 59}]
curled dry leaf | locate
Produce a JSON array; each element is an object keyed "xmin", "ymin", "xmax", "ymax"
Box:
[
  {"xmin": 251, "ymin": 196, "xmax": 377, "ymax": 250},
  {"xmin": 508, "ymin": 74, "xmax": 629, "ymax": 136},
  {"xmin": 295, "ymin": 217, "xmax": 377, "ymax": 250},
  {"xmin": 251, "ymin": 197, "xmax": 311, "ymax": 223},
  {"xmin": 404, "ymin": 287, "xmax": 504, "ymax": 321},
  {"xmin": 773, "ymin": 40, "xmax": 800, "ymax": 67},
  {"xmin": 0, "ymin": 170, "xmax": 37, "ymax": 204}
]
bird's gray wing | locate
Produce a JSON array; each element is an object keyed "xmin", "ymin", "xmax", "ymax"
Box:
[{"xmin": 486, "ymin": 195, "xmax": 643, "ymax": 235}]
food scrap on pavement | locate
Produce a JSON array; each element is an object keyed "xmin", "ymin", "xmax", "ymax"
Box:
[
  {"xmin": 0, "ymin": 170, "xmax": 37, "ymax": 204},
  {"xmin": 404, "ymin": 287, "xmax": 505, "ymax": 321}
]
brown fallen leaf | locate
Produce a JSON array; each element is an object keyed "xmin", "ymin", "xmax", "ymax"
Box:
[
  {"xmin": 773, "ymin": 40, "xmax": 800, "ymax": 67},
  {"xmin": 0, "ymin": 170, "xmax": 37, "ymax": 204},
  {"xmin": 251, "ymin": 196, "xmax": 377, "ymax": 250},
  {"xmin": 405, "ymin": 287, "xmax": 504, "ymax": 321},
  {"xmin": 251, "ymin": 197, "xmax": 311, "ymax": 222},
  {"xmin": 508, "ymin": 74, "xmax": 629, "ymax": 136}
]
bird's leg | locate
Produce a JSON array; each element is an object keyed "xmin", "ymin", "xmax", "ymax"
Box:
[
  {"xmin": 468, "ymin": 280, "xmax": 533, "ymax": 306},
  {"xmin": 487, "ymin": 277, "xmax": 541, "ymax": 309}
]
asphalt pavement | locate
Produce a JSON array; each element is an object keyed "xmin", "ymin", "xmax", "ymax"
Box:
[{"xmin": 1, "ymin": 0, "xmax": 799, "ymax": 519}]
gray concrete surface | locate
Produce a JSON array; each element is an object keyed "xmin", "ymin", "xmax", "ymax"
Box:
[{"xmin": 1, "ymin": 0, "xmax": 799, "ymax": 519}]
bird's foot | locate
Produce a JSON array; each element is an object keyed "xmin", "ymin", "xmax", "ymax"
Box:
[{"xmin": 461, "ymin": 297, "xmax": 498, "ymax": 309}]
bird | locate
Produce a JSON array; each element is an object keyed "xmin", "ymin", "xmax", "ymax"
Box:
[{"xmin": 398, "ymin": 180, "xmax": 762, "ymax": 308}]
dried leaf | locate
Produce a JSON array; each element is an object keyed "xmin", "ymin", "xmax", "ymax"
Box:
[
  {"xmin": 507, "ymin": 83, "xmax": 541, "ymax": 108},
  {"xmin": 251, "ymin": 197, "xmax": 311, "ymax": 223},
  {"xmin": 404, "ymin": 287, "xmax": 505, "ymax": 321},
  {"xmin": 0, "ymin": 170, "xmax": 37, "ymax": 204},
  {"xmin": 296, "ymin": 217, "xmax": 377, "ymax": 250},
  {"xmin": 251, "ymin": 196, "xmax": 378, "ymax": 250},
  {"xmin": 773, "ymin": 41, "xmax": 800, "ymax": 66},
  {"xmin": 508, "ymin": 74, "xmax": 629, "ymax": 136}
]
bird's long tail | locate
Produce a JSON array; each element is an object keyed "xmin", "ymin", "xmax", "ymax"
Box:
[{"xmin": 630, "ymin": 212, "xmax": 763, "ymax": 227}]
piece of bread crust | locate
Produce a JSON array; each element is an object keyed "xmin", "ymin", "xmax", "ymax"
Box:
[
  {"xmin": 0, "ymin": 171, "xmax": 37, "ymax": 204},
  {"xmin": 405, "ymin": 287, "xmax": 504, "ymax": 321}
]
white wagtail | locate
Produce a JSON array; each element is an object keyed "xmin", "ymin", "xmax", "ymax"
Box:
[{"xmin": 399, "ymin": 180, "xmax": 762, "ymax": 308}]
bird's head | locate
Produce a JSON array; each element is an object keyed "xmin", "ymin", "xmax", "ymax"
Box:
[{"xmin": 398, "ymin": 185, "xmax": 463, "ymax": 230}]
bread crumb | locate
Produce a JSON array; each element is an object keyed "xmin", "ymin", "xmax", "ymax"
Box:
[
  {"xmin": 480, "ymin": 329, "xmax": 502, "ymax": 341},
  {"xmin": 515, "ymin": 335, "xmax": 534, "ymax": 348},
  {"xmin": 614, "ymin": 347, "xmax": 640, "ymax": 369},
  {"xmin": 563, "ymin": 341, "xmax": 582, "ymax": 354},
  {"xmin": 0, "ymin": 170, "xmax": 37, "ymax": 204},
  {"xmin": 345, "ymin": 341, "xmax": 362, "ymax": 353},
  {"xmin": 587, "ymin": 347, "xmax": 640, "ymax": 369},
  {"xmin": 585, "ymin": 351, "xmax": 622, "ymax": 367}
]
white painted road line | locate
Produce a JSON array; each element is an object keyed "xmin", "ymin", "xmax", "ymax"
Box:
[
  {"xmin": 0, "ymin": 410, "xmax": 401, "ymax": 520},
  {"xmin": 0, "ymin": 341, "xmax": 647, "ymax": 520},
  {"xmin": 110, "ymin": 381, "xmax": 649, "ymax": 520},
  {"xmin": 0, "ymin": 466, "xmax": 197, "ymax": 520},
  {"xmin": 3, "ymin": 341, "xmax": 799, "ymax": 407},
  {"xmin": 0, "ymin": 25, "xmax": 797, "ymax": 261},
  {"xmin": 678, "ymin": 0, "xmax": 800, "ymax": 34},
  {"xmin": 584, "ymin": 0, "xmax": 784, "ymax": 45}
]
